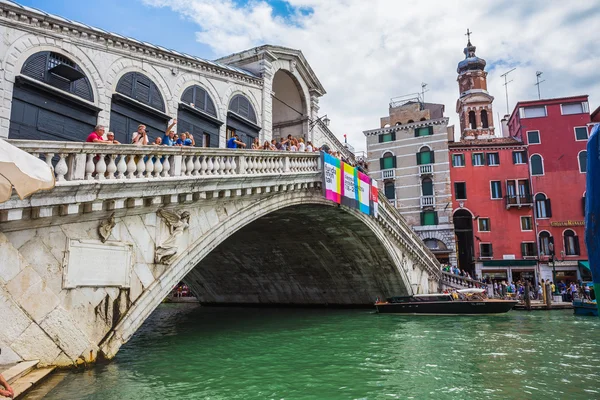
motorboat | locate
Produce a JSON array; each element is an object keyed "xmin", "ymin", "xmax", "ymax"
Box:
[
  {"xmin": 375, "ymin": 288, "xmax": 518, "ymax": 315},
  {"xmin": 573, "ymin": 299, "xmax": 599, "ymax": 316}
]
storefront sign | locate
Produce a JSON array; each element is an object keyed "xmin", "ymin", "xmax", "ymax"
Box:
[{"xmin": 550, "ymin": 220, "xmax": 584, "ymax": 227}]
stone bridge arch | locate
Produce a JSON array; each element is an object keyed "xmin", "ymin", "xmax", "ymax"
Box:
[{"xmin": 99, "ymin": 190, "xmax": 414, "ymax": 359}]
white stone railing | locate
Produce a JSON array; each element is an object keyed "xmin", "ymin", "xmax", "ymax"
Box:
[
  {"xmin": 419, "ymin": 164, "xmax": 433, "ymax": 175},
  {"xmin": 381, "ymin": 169, "xmax": 395, "ymax": 179},
  {"xmin": 8, "ymin": 140, "xmax": 320, "ymax": 183},
  {"xmin": 420, "ymin": 195, "xmax": 435, "ymax": 207}
]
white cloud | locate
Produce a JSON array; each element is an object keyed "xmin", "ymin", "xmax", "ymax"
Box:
[{"xmin": 143, "ymin": 0, "xmax": 600, "ymax": 152}]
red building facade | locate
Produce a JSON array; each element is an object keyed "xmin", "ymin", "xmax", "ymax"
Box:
[{"xmin": 508, "ymin": 96, "xmax": 592, "ymax": 283}]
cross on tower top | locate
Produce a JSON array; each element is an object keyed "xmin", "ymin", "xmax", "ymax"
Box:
[{"xmin": 465, "ymin": 28, "xmax": 473, "ymax": 44}]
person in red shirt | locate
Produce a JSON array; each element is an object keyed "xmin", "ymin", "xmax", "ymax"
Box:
[{"xmin": 86, "ymin": 125, "xmax": 112, "ymax": 144}]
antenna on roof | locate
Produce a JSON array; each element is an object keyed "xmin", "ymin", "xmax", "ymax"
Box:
[
  {"xmin": 421, "ymin": 82, "xmax": 429, "ymax": 103},
  {"xmin": 500, "ymin": 68, "xmax": 516, "ymax": 115},
  {"xmin": 534, "ymin": 71, "xmax": 545, "ymax": 100}
]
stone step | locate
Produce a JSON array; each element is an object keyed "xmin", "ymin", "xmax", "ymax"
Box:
[
  {"xmin": 1, "ymin": 360, "xmax": 39, "ymax": 384},
  {"xmin": 12, "ymin": 371, "xmax": 67, "ymax": 400},
  {"xmin": 10, "ymin": 366, "xmax": 55, "ymax": 399}
]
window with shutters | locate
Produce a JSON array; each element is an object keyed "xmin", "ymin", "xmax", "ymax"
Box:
[
  {"xmin": 527, "ymin": 130, "xmax": 540, "ymax": 144},
  {"xmin": 521, "ymin": 216, "xmax": 533, "ymax": 231},
  {"xmin": 564, "ymin": 230, "xmax": 579, "ymax": 256},
  {"xmin": 479, "ymin": 243, "xmax": 493, "ymax": 258},
  {"xmin": 530, "ymin": 154, "xmax": 544, "ymax": 175},
  {"xmin": 539, "ymin": 232, "xmax": 553, "ymax": 256},
  {"xmin": 472, "ymin": 153, "xmax": 485, "ymax": 166},
  {"xmin": 452, "ymin": 154, "xmax": 465, "ymax": 167},
  {"xmin": 379, "ymin": 132, "xmax": 396, "ymax": 143},
  {"xmin": 421, "ymin": 211, "xmax": 438, "ymax": 226},
  {"xmin": 116, "ymin": 72, "xmax": 165, "ymax": 112},
  {"xmin": 521, "ymin": 242, "xmax": 536, "ymax": 257},
  {"xmin": 487, "ymin": 152, "xmax": 499, "ymax": 166},
  {"xmin": 490, "ymin": 181, "xmax": 502, "ymax": 199},
  {"xmin": 575, "ymin": 126, "xmax": 588, "ymax": 141},
  {"xmin": 228, "ymin": 94, "xmax": 257, "ymax": 123},
  {"xmin": 579, "ymin": 151, "xmax": 587, "ymax": 173},
  {"xmin": 417, "ymin": 147, "xmax": 434, "ymax": 165},
  {"xmin": 422, "ymin": 178, "xmax": 433, "ymax": 196},
  {"xmin": 478, "ymin": 218, "xmax": 490, "ymax": 232},
  {"xmin": 415, "ymin": 126, "xmax": 433, "ymax": 137},
  {"xmin": 384, "ymin": 182, "xmax": 395, "ymax": 200},
  {"xmin": 20, "ymin": 51, "xmax": 94, "ymax": 102},
  {"xmin": 181, "ymin": 85, "xmax": 217, "ymax": 117},
  {"xmin": 454, "ymin": 182, "xmax": 467, "ymax": 200},
  {"xmin": 521, "ymin": 106, "xmax": 547, "ymax": 118},
  {"xmin": 380, "ymin": 152, "xmax": 396, "ymax": 170},
  {"xmin": 535, "ymin": 193, "xmax": 551, "ymax": 218},
  {"xmin": 513, "ymin": 151, "xmax": 526, "ymax": 164}
]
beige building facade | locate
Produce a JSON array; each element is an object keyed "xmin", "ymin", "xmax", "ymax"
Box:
[{"xmin": 364, "ymin": 99, "xmax": 456, "ymax": 267}]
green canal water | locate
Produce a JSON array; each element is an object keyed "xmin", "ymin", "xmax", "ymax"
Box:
[{"xmin": 26, "ymin": 305, "xmax": 600, "ymax": 400}]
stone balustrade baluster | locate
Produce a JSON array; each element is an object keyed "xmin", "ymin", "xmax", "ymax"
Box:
[
  {"xmin": 193, "ymin": 156, "xmax": 201, "ymax": 176},
  {"xmin": 106, "ymin": 154, "xmax": 117, "ymax": 179},
  {"xmin": 268, "ymin": 157, "xmax": 274, "ymax": 173},
  {"xmin": 181, "ymin": 155, "xmax": 187, "ymax": 175},
  {"xmin": 136, "ymin": 155, "xmax": 146, "ymax": 178},
  {"xmin": 186, "ymin": 155, "xmax": 194, "ymax": 176},
  {"xmin": 116, "ymin": 154, "xmax": 127, "ymax": 179},
  {"xmin": 246, "ymin": 156, "xmax": 253, "ymax": 174},
  {"xmin": 85, "ymin": 154, "xmax": 95, "ymax": 180},
  {"xmin": 230, "ymin": 156, "xmax": 237, "ymax": 175},
  {"xmin": 144, "ymin": 156, "xmax": 154, "ymax": 178},
  {"xmin": 96, "ymin": 154, "xmax": 107, "ymax": 180},
  {"xmin": 162, "ymin": 155, "xmax": 171, "ymax": 177},
  {"xmin": 200, "ymin": 156, "xmax": 208, "ymax": 175},
  {"xmin": 153, "ymin": 155, "xmax": 163, "ymax": 177},
  {"xmin": 126, "ymin": 155, "xmax": 137, "ymax": 179},
  {"xmin": 224, "ymin": 156, "xmax": 232, "ymax": 174},
  {"xmin": 206, "ymin": 156, "xmax": 214, "ymax": 175},
  {"xmin": 45, "ymin": 152, "xmax": 54, "ymax": 172},
  {"xmin": 215, "ymin": 156, "xmax": 223, "ymax": 175},
  {"xmin": 55, "ymin": 153, "xmax": 68, "ymax": 181}
]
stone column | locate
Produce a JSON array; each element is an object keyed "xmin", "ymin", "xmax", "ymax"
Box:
[
  {"xmin": 309, "ymin": 91, "xmax": 320, "ymax": 144},
  {"xmin": 259, "ymin": 58, "xmax": 274, "ymax": 143},
  {"xmin": 475, "ymin": 107, "xmax": 482, "ymax": 129}
]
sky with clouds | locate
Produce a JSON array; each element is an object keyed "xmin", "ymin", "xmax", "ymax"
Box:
[{"xmin": 18, "ymin": 0, "xmax": 600, "ymax": 151}]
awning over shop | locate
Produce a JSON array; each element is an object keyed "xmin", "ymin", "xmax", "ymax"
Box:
[
  {"xmin": 578, "ymin": 261, "xmax": 590, "ymax": 271},
  {"xmin": 482, "ymin": 260, "xmax": 537, "ymax": 267}
]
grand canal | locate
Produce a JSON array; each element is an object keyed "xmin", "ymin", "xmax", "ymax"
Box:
[{"xmin": 25, "ymin": 304, "xmax": 600, "ymax": 399}]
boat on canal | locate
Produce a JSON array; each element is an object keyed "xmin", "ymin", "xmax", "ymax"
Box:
[
  {"xmin": 572, "ymin": 299, "xmax": 599, "ymax": 316},
  {"xmin": 375, "ymin": 288, "xmax": 518, "ymax": 315}
]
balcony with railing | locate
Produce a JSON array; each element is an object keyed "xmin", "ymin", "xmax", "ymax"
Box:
[
  {"xmin": 419, "ymin": 164, "xmax": 433, "ymax": 175},
  {"xmin": 504, "ymin": 194, "xmax": 533, "ymax": 209},
  {"xmin": 420, "ymin": 195, "xmax": 435, "ymax": 208},
  {"xmin": 381, "ymin": 169, "xmax": 395, "ymax": 179}
]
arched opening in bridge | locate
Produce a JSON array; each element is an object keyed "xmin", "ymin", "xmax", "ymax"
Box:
[
  {"xmin": 178, "ymin": 85, "xmax": 221, "ymax": 147},
  {"xmin": 423, "ymin": 238, "xmax": 450, "ymax": 265},
  {"xmin": 180, "ymin": 204, "xmax": 409, "ymax": 306},
  {"xmin": 453, "ymin": 209, "xmax": 474, "ymax": 274},
  {"xmin": 272, "ymin": 70, "xmax": 308, "ymax": 142},
  {"xmin": 9, "ymin": 51, "xmax": 99, "ymax": 141}
]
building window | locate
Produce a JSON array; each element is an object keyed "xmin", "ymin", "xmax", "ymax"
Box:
[
  {"xmin": 384, "ymin": 181, "xmax": 395, "ymax": 200},
  {"xmin": 564, "ymin": 230, "xmax": 580, "ymax": 256},
  {"xmin": 202, "ymin": 133, "xmax": 210, "ymax": 147},
  {"xmin": 513, "ymin": 151, "xmax": 526, "ymax": 164},
  {"xmin": 421, "ymin": 211, "xmax": 438, "ymax": 226},
  {"xmin": 454, "ymin": 182, "xmax": 467, "ymax": 200},
  {"xmin": 480, "ymin": 243, "xmax": 493, "ymax": 258},
  {"xmin": 380, "ymin": 152, "xmax": 396, "ymax": 170},
  {"xmin": 379, "ymin": 132, "xmax": 395, "ymax": 143},
  {"xmin": 579, "ymin": 151, "xmax": 587, "ymax": 173},
  {"xmin": 527, "ymin": 130, "xmax": 541, "ymax": 144},
  {"xmin": 521, "ymin": 216, "xmax": 533, "ymax": 231},
  {"xmin": 535, "ymin": 193, "xmax": 552, "ymax": 218},
  {"xmin": 481, "ymin": 110, "xmax": 489, "ymax": 128},
  {"xmin": 487, "ymin": 152, "xmax": 500, "ymax": 166},
  {"xmin": 422, "ymin": 178, "xmax": 434, "ymax": 196},
  {"xmin": 478, "ymin": 218, "xmax": 490, "ymax": 232},
  {"xmin": 416, "ymin": 148, "xmax": 434, "ymax": 165},
  {"xmin": 472, "ymin": 153, "xmax": 485, "ymax": 166},
  {"xmin": 530, "ymin": 154, "xmax": 544, "ymax": 175},
  {"xmin": 226, "ymin": 127, "xmax": 236, "ymax": 138},
  {"xmin": 575, "ymin": 127, "xmax": 589, "ymax": 141},
  {"xmin": 520, "ymin": 105, "xmax": 547, "ymax": 118},
  {"xmin": 468, "ymin": 111, "xmax": 476, "ymax": 129},
  {"xmin": 490, "ymin": 181, "xmax": 502, "ymax": 199},
  {"xmin": 415, "ymin": 126, "xmax": 433, "ymax": 137},
  {"xmin": 539, "ymin": 232, "xmax": 553, "ymax": 256},
  {"xmin": 561, "ymin": 102, "xmax": 585, "ymax": 115},
  {"xmin": 452, "ymin": 154, "xmax": 465, "ymax": 167},
  {"xmin": 521, "ymin": 242, "xmax": 536, "ymax": 257}
]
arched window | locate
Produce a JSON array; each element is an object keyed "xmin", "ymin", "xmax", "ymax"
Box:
[
  {"xmin": 539, "ymin": 231, "xmax": 553, "ymax": 256},
  {"xmin": 424, "ymin": 239, "xmax": 447, "ymax": 251},
  {"xmin": 21, "ymin": 51, "xmax": 94, "ymax": 101},
  {"xmin": 380, "ymin": 151, "xmax": 396, "ymax": 170},
  {"xmin": 395, "ymin": 122, "xmax": 402, "ymax": 126},
  {"xmin": 384, "ymin": 181, "xmax": 395, "ymax": 200},
  {"xmin": 228, "ymin": 94, "xmax": 257, "ymax": 123},
  {"xmin": 420, "ymin": 117, "xmax": 427, "ymax": 121},
  {"xmin": 579, "ymin": 151, "xmax": 587, "ymax": 173},
  {"xmin": 530, "ymin": 154, "xmax": 544, "ymax": 175},
  {"xmin": 416, "ymin": 146, "xmax": 434, "ymax": 165},
  {"xmin": 564, "ymin": 230, "xmax": 580, "ymax": 256},
  {"xmin": 116, "ymin": 72, "xmax": 165, "ymax": 112},
  {"xmin": 481, "ymin": 110, "xmax": 489, "ymax": 128},
  {"xmin": 422, "ymin": 178, "xmax": 433, "ymax": 196},
  {"xmin": 535, "ymin": 193, "xmax": 551, "ymax": 218},
  {"xmin": 468, "ymin": 111, "xmax": 476, "ymax": 129},
  {"xmin": 407, "ymin": 119, "xmax": 414, "ymax": 123},
  {"xmin": 181, "ymin": 85, "xmax": 217, "ymax": 117}
]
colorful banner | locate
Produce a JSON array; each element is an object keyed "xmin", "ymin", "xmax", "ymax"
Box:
[
  {"xmin": 357, "ymin": 172, "xmax": 371, "ymax": 215},
  {"xmin": 370, "ymin": 182, "xmax": 379, "ymax": 218},
  {"xmin": 341, "ymin": 162, "xmax": 358, "ymax": 209},
  {"xmin": 322, "ymin": 152, "xmax": 341, "ymax": 203}
]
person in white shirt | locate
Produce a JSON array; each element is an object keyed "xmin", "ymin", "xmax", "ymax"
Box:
[
  {"xmin": 306, "ymin": 141, "xmax": 314, "ymax": 152},
  {"xmin": 131, "ymin": 124, "xmax": 148, "ymax": 145},
  {"xmin": 298, "ymin": 138, "xmax": 306, "ymax": 152}
]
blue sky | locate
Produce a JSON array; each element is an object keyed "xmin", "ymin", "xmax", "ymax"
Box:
[{"xmin": 11, "ymin": 0, "xmax": 600, "ymax": 149}]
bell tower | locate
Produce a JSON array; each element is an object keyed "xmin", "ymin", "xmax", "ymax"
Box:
[{"xmin": 456, "ymin": 29, "xmax": 495, "ymax": 139}]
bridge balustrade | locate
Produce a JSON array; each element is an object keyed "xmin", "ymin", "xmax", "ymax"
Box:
[{"xmin": 441, "ymin": 271, "xmax": 486, "ymax": 289}]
